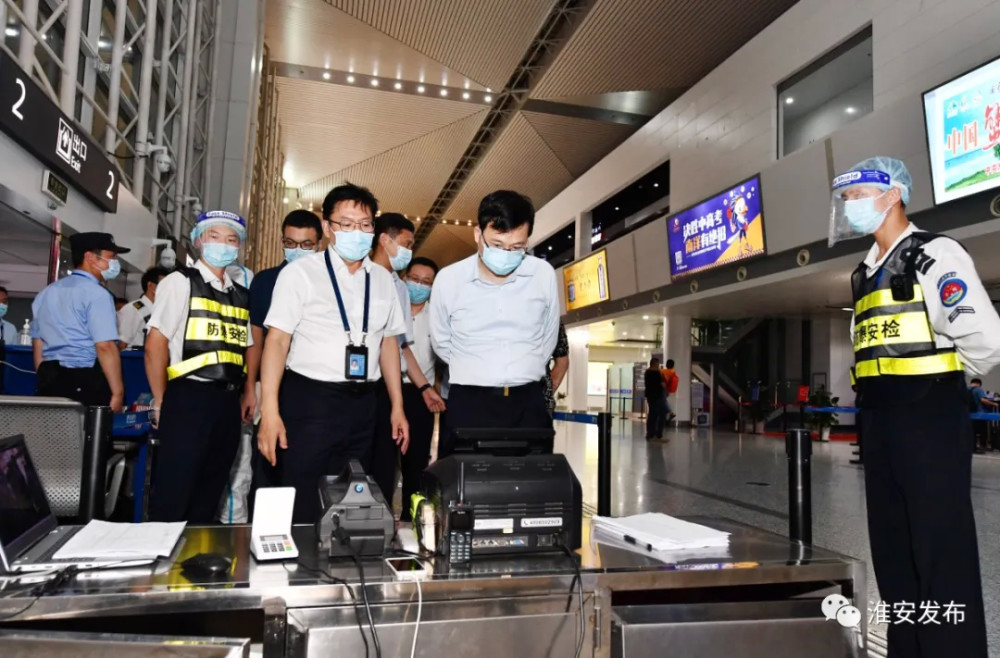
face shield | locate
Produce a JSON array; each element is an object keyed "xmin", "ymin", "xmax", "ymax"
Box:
[{"xmin": 828, "ymin": 169, "xmax": 900, "ymax": 246}]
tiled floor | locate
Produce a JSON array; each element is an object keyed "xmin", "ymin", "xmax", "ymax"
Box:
[{"xmin": 553, "ymin": 418, "xmax": 1000, "ymax": 656}]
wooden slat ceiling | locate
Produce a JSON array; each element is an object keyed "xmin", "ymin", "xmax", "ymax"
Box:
[
  {"xmin": 446, "ymin": 113, "xmax": 575, "ymax": 223},
  {"xmin": 412, "ymin": 223, "xmax": 476, "ymax": 269},
  {"xmin": 266, "ymin": 0, "xmax": 474, "ymax": 87},
  {"xmin": 522, "ymin": 111, "xmax": 638, "ymax": 177},
  {"xmin": 532, "ymin": 0, "xmax": 801, "ymax": 100},
  {"xmin": 276, "ymin": 77, "xmax": 485, "ymax": 188},
  {"xmin": 325, "ymin": 0, "xmax": 557, "ymax": 90},
  {"xmin": 298, "ymin": 110, "xmax": 488, "ymax": 218}
]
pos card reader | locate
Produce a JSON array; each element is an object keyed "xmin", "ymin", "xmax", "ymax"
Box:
[{"xmin": 250, "ymin": 487, "xmax": 299, "ymax": 561}]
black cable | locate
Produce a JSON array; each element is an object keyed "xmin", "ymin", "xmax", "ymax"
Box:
[
  {"xmin": 283, "ymin": 560, "xmax": 369, "ymax": 658},
  {"xmin": 560, "ymin": 545, "xmax": 586, "ymax": 658},
  {"xmin": 332, "ymin": 522, "xmax": 381, "ymax": 658}
]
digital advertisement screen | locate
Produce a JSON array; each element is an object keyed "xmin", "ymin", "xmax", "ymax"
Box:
[
  {"xmin": 563, "ymin": 248, "xmax": 610, "ymax": 311},
  {"xmin": 923, "ymin": 54, "xmax": 1000, "ymax": 205},
  {"xmin": 667, "ymin": 175, "xmax": 766, "ymax": 278}
]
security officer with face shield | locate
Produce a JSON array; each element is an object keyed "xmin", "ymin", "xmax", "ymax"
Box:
[
  {"xmin": 830, "ymin": 156, "xmax": 1000, "ymax": 658},
  {"xmin": 145, "ymin": 211, "xmax": 253, "ymax": 523}
]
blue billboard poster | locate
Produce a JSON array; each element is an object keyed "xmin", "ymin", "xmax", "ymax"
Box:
[{"xmin": 668, "ymin": 175, "xmax": 766, "ymax": 278}]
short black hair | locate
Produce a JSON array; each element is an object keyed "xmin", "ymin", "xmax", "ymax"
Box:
[
  {"xmin": 971, "ymin": 378, "xmax": 983, "ymax": 385},
  {"xmin": 407, "ymin": 256, "xmax": 439, "ymax": 275},
  {"xmin": 478, "ymin": 190, "xmax": 535, "ymax": 235},
  {"xmin": 666, "ymin": 359, "xmax": 675, "ymax": 368},
  {"xmin": 0, "ymin": 285, "xmax": 7, "ymax": 295},
  {"xmin": 141, "ymin": 266, "xmax": 169, "ymax": 293},
  {"xmin": 649, "ymin": 357, "xmax": 660, "ymax": 367},
  {"xmin": 72, "ymin": 248, "xmax": 95, "ymax": 268},
  {"xmin": 282, "ymin": 209, "xmax": 323, "ymax": 240},
  {"xmin": 321, "ymin": 182, "xmax": 379, "ymax": 220},
  {"xmin": 372, "ymin": 213, "xmax": 415, "ymax": 254}
]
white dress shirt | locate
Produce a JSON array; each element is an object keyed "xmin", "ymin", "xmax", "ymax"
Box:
[
  {"xmin": 147, "ymin": 260, "xmax": 253, "ymax": 381},
  {"xmin": 407, "ymin": 304, "xmax": 436, "ymax": 387},
  {"xmin": 391, "ymin": 271, "xmax": 413, "ymax": 375},
  {"xmin": 117, "ymin": 294, "xmax": 153, "ymax": 347},
  {"xmin": 853, "ymin": 223, "xmax": 1000, "ymax": 375},
  {"xmin": 265, "ymin": 247, "xmax": 405, "ymax": 382},
  {"xmin": 430, "ymin": 253, "xmax": 560, "ymax": 387}
]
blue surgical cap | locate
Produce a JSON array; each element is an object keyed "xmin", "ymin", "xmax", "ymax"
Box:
[{"xmin": 833, "ymin": 156, "xmax": 912, "ymax": 205}]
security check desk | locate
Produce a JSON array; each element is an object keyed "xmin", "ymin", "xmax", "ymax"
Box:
[{"xmin": 0, "ymin": 448, "xmax": 867, "ymax": 657}]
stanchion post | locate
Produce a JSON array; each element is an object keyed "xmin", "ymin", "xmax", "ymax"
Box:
[
  {"xmin": 785, "ymin": 428, "xmax": 812, "ymax": 545},
  {"xmin": 81, "ymin": 405, "xmax": 112, "ymax": 521},
  {"xmin": 597, "ymin": 411, "xmax": 612, "ymax": 517}
]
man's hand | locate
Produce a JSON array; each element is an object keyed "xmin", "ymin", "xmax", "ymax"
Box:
[
  {"xmin": 149, "ymin": 398, "xmax": 162, "ymax": 429},
  {"xmin": 109, "ymin": 391, "xmax": 124, "ymax": 414},
  {"xmin": 257, "ymin": 409, "xmax": 287, "ymax": 466},
  {"xmin": 422, "ymin": 387, "xmax": 446, "ymax": 413},
  {"xmin": 241, "ymin": 383, "xmax": 258, "ymax": 423},
  {"xmin": 391, "ymin": 406, "xmax": 410, "ymax": 454}
]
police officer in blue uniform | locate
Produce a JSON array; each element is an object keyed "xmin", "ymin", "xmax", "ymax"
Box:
[
  {"xmin": 831, "ymin": 157, "xmax": 1000, "ymax": 658},
  {"xmin": 31, "ymin": 232, "xmax": 128, "ymax": 411}
]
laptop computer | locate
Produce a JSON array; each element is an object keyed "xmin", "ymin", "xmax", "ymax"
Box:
[{"xmin": 0, "ymin": 434, "xmax": 154, "ymax": 573}]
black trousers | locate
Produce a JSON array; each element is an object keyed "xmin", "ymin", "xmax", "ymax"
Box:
[
  {"xmin": 149, "ymin": 378, "xmax": 241, "ymax": 523},
  {"xmin": 441, "ymin": 382, "xmax": 550, "ymax": 458},
  {"xmin": 278, "ymin": 370, "xmax": 376, "ymax": 523},
  {"xmin": 36, "ymin": 361, "xmax": 111, "ymax": 407},
  {"xmin": 860, "ymin": 378, "xmax": 987, "ymax": 658},
  {"xmin": 646, "ymin": 393, "xmax": 666, "ymax": 438},
  {"xmin": 370, "ymin": 380, "xmax": 398, "ymax": 510},
  {"xmin": 399, "ymin": 383, "xmax": 434, "ymax": 521}
]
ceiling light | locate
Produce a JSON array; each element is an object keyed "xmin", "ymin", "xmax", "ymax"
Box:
[
  {"xmin": 370, "ymin": 79, "xmax": 379, "ymax": 87},
  {"xmin": 785, "ymin": 97, "xmax": 794, "ymax": 105},
  {"xmin": 394, "ymin": 81, "xmax": 402, "ymax": 90},
  {"xmin": 845, "ymin": 106, "xmax": 856, "ymax": 114},
  {"xmin": 415, "ymin": 216, "xmax": 421, "ymax": 221},
  {"xmin": 462, "ymin": 92, "xmax": 470, "ymax": 100},
  {"xmin": 653, "ymin": 183, "xmax": 659, "ymax": 188},
  {"xmin": 614, "ymin": 206, "xmax": 619, "ymax": 211},
  {"xmin": 322, "ymin": 71, "xmax": 331, "ymax": 80},
  {"xmin": 4, "ymin": 27, "xmax": 18, "ymax": 37},
  {"xmin": 642, "ymin": 315, "xmax": 649, "ymax": 320},
  {"xmin": 417, "ymin": 85, "xmax": 425, "ymax": 93},
  {"xmin": 548, "ymin": 245, "xmax": 553, "ymax": 251},
  {"xmin": 486, "ymin": 88, "xmax": 492, "ymax": 93},
  {"xmin": 282, "ymin": 197, "xmax": 289, "ymax": 204},
  {"xmin": 464, "ymin": 81, "xmax": 470, "ymax": 89},
  {"xmin": 623, "ymin": 332, "xmax": 628, "ymax": 337},
  {"xmin": 346, "ymin": 75, "xmax": 355, "ymax": 83},
  {"xmin": 640, "ymin": 335, "xmax": 645, "ymax": 339},
  {"xmin": 440, "ymin": 89, "xmax": 448, "ymax": 97},
  {"xmin": 840, "ymin": 307, "xmax": 853, "ymax": 312},
  {"xmin": 484, "ymin": 94, "xmax": 492, "ymax": 102}
]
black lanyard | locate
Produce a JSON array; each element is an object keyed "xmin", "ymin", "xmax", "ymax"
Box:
[{"xmin": 325, "ymin": 250, "xmax": 370, "ymax": 345}]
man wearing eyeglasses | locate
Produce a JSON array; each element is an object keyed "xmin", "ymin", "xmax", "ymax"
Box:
[
  {"xmin": 259, "ymin": 183, "xmax": 409, "ymax": 522},
  {"xmin": 429, "ymin": 190, "xmax": 560, "ymax": 457},
  {"xmin": 243, "ymin": 209, "xmax": 323, "ymax": 500}
]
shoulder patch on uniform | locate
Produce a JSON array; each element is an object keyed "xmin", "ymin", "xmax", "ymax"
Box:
[
  {"xmin": 132, "ymin": 300, "xmax": 144, "ymax": 310},
  {"xmin": 939, "ymin": 278, "xmax": 967, "ymax": 307},
  {"xmin": 936, "ymin": 272, "xmax": 958, "ymax": 289},
  {"xmin": 948, "ymin": 306, "xmax": 975, "ymax": 323}
]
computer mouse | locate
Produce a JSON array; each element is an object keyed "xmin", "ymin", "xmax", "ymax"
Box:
[{"xmin": 180, "ymin": 552, "xmax": 232, "ymax": 578}]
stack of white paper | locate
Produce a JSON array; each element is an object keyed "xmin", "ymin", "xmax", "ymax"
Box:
[
  {"xmin": 591, "ymin": 513, "xmax": 729, "ymax": 552},
  {"xmin": 52, "ymin": 520, "xmax": 186, "ymax": 560}
]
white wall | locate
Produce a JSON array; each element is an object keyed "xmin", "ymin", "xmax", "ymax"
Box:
[
  {"xmin": 810, "ymin": 315, "xmax": 856, "ymax": 425},
  {"xmin": 783, "ymin": 80, "xmax": 873, "ymax": 155},
  {"xmin": 534, "ymin": 0, "xmax": 1000, "ymax": 262}
]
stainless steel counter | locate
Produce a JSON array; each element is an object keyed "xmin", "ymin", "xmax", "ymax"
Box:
[{"xmin": 0, "ymin": 517, "xmax": 867, "ymax": 657}]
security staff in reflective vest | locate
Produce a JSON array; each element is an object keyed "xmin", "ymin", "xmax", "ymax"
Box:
[
  {"xmin": 830, "ymin": 157, "xmax": 1000, "ymax": 658},
  {"xmin": 145, "ymin": 211, "xmax": 253, "ymax": 523}
]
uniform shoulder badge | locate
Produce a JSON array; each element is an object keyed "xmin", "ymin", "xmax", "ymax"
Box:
[
  {"xmin": 938, "ymin": 277, "xmax": 967, "ymax": 307},
  {"xmin": 132, "ymin": 300, "xmax": 145, "ymax": 310}
]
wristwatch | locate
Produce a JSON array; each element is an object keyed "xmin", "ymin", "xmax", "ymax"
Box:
[{"xmin": 419, "ymin": 383, "xmax": 432, "ymax": 393}]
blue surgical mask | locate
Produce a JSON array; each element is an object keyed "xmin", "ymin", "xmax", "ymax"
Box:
[
  {"xmin": 202, "ymin": 242, "xmax": 240, "ymax": 268},
  {"xmin": 333, "ymin": 231, "xmax": 374, "ymax": 262},
  {"xmin": 101, "ymin": 258, "xmax": 121, "ymax": 281},
  {"xmin": 284, "ymin": 247, "xmax": 312, "ymax": 263},
  {"xmin": 844, "ymin": 194, "xmax": 890, "ymax": 235},
  {"xmin": 389, "ymin": 243, "xmax": 412, "ymax": 271},
  {"xmin": 0, "ymin": 303, "xmax": 7, "ymax": 319},
  {"xmin": 406, "ymin": 280, "xmax": 431, "ymax": 304},
  {"xmin": 481, "ymin": 244, "xmax": 525, "ymax": 277}
]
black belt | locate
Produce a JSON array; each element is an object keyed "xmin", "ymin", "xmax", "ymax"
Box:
[
  {"xmin": 174, "ymin": 378, "xmax": 240, "ymax": 392},
  {"xmin": 452, "ymin": 382, "xmax": 540, "ymax": 398},
  {"xmin": 287, "ymin": 369, "xmax": 376, "ymax": 395}
]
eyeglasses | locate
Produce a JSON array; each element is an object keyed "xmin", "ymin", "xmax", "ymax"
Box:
[
  {"xmin": 282, "ymin": 238, "xmax": 318, "ymax": 249},
  {"xmin": 486, "ymin": 243, "xmax": 526, "ymax": 253},
  {"xmin": 327, "ymin": 219, "xmax": 374, "ymax": 233}
]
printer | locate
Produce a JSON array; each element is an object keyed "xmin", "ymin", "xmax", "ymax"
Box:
[
  {"xmin": 316, "ymin": 460, "xmax": 394, "ymax": 558},
  {"xmin": 422, "ymin": 454, "xmax": 582, "ymax": 559}
]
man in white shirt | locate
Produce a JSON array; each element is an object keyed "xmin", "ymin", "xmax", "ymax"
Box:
[
  {"xmin": 145, "ymin": 211, "xmax": 253, "ymax": 522},
  {"xmin": 117, "ymin": 266, "xmax": 168, "ymax": 348},
  {"xmin": 430, "ymin": 190, "xmax": 560, "ymax": 457},
  {"xmin": 831, "ymin": 156, "xmax": 1000, "ymax": 658},
  {"xmin": 368, "ymin": 213, "xmax": 446, "ymax": 510},
  {"xmin": 259, "ymin": 183, "xmax": 409, "ymax": 522},
  {"xmin": 0, "ymin": 286, "xmax": 16, "ymax": 344}
]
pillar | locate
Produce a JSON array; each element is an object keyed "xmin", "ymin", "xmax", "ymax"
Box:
[
  {"xmin": 663, "ymin": 314, "xmax": 692, "ymax": 424},
  {"xmin": 566, "ymin": 327, "xmax": 590, "ymax": 412},
  {"xmin": 574, "ymin": 211, "xmax": 593, "ymax": 260}
]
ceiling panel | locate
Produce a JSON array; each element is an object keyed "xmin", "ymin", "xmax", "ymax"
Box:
[
  {"xmin": 276, "ymin": 77, "xmax": 486, "ymax": 187},
  {"xmin": 533, "ymin": 0, "xmax": 800, "ymax": 100},
  {"xmin": 265, "ymin": 0, "xmax": 477, "ymax": 88},
  {"xmin": 326, "ymin": 0, "xmax": 556, "ymax": 90},
  {"xmin": 523, "ymin": 111, "xmax": 637, "ymax": 176},
  {"xmin": 446, "ymin": 113, "xmax": 574, "ymax": 222},
  {"xmin": 299, "ymin": 110, "xmax": 488, "ymax": 217},
  {"xmin": 0, "ymin": 203, "xmax": 51, "ymax": 267}
]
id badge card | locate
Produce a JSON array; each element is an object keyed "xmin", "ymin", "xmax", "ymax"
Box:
[{"xmin": 346, "ymin": 345, "xmax": 369, "ymax": 380}]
